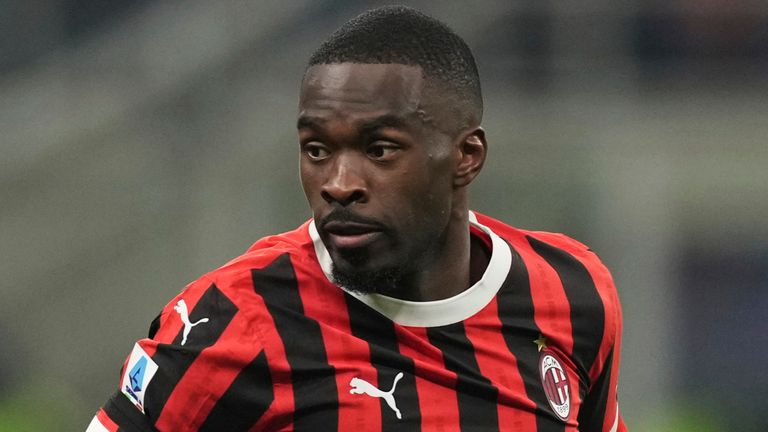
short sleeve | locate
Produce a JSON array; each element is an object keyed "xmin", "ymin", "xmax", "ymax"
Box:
[{"xmin": 86, "ymin": 276, "xmax": 271, "ymax": 431}]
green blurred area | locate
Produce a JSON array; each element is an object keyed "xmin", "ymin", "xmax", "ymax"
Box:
[{"xmin": 0, "ymin": 384, "xmax": 86, "ymax": 432}]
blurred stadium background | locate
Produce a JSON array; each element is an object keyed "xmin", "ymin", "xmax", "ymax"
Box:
[{"xmin": 1, "ymin": 1, "xmax": 767, "ymax": 430}]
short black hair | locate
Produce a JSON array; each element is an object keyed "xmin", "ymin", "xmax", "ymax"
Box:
[{"xmin": 307, "ymin": 5, "xmax": 483, "ymax": 124}]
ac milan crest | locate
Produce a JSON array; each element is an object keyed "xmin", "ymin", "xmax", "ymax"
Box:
[{"xmin": 538, "ymin": 350, "xmax": 571, "ymax": 421}]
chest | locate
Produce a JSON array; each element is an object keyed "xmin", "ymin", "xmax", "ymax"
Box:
[{"xmin": 260, "ymin": 300, "xmax": 584, "ymax": 431}]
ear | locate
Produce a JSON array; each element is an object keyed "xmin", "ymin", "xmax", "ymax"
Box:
[{"xmin": 454, "ymin": 127, "xmax": 487, "ymax": 187}]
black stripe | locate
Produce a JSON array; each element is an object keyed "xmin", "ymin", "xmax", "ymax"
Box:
[
  {"xmin": 147, "ymin": 313, "xmax": 161, "ymax": 339},
  {"xmin": 576, "ymin": 350, "xmax": 613, "ymax": 432},
  {"xmin": 253, "ymin": 253, "xmax": 338, "ymax": 432},
  {"xmin": 496, "ymin": 241, "xmax": 565, "ymax": 431},
  {"xmin": 346, "ymin": 293, "xmax": 421, "ymax": 431},
  {"xmin": 527, "ymin": 236, "xmax": 605, "ymax": 389},
  {"xmin": 103, "ymin": 391, "xmax": 158, "ymax": 431},
  {"xmin": 199, "ymin": 350, "xmax": 274, "ymax": 432},
  {"xmin": 426, "ymin": 323, "xmax": 499, "ymax": 431},
  {"xmin": 144, "ymin": 284, "xmax": 238, "ymax": 421}
]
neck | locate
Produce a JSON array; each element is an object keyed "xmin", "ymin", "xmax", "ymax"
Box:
[{"xmin": 390, "ymin": 208, "xmax": 490, "ymax": 302}]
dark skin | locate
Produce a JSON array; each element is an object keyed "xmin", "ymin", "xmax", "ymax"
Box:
[{"xmin": 298, "ymin": 63, "xmax": 487, "ymax": 301}]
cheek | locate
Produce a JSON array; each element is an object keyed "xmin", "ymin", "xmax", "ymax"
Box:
[
  {"xmin": 419, "ymin": 156, "xmax": 455, "ymax": 202},
  {"xmin": 299, "ymin": 163, "xmax": 321, "ymax": 207},
  {"xmin": 393, "ymin": 162, "xmax": 454, "ymax": 227}
]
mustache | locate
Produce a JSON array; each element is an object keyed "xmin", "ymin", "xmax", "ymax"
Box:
[{"xmin": 318, "ymin": 209, "xmax": 387, "ymax": 231}]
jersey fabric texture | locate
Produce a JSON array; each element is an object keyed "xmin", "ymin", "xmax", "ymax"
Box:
[{"xmin": 88, "ymin": 211, "xmax": 626, "ymax": 432}]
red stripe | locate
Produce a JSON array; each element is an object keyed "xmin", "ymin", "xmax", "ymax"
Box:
[
  {"xmin": 543, "ymin": 373, "xmax": 556, "ymax": 402},
  {"xmin": 248, "ymin": 286, "xmax": 295, "ymax": 432},
  {"xmin": 602, "ymin": 336, "xmax": 623, "ymax": 432},
  {"xmin": 579, "ymin": 255, "xmax": 622, "ymax": 429},
  {"xmin": 463, "ymin": 297, "xmax": 538, "ymax": 431},
  {"xmin": 154, "ymin": 309, "xmax": 262, "ymax": 431},
  {"xmin": 515, "ymin": 233, "xmax": 575, "ymax": 357},
  {"xmin": 294, "ymin": 258, "xmax": 382, "ymax": 432},
  {"xmin": 95, "ymin": 408, "xmax": 119, "ymax": 432},
  {"xmin": 579, "ymin": 259, "xmax": 620, "ymax": 432},
  {"xmin": 396, "ymin": 326, "xmax": 461, "ymax": 432}
]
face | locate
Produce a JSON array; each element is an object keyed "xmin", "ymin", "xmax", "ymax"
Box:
[{"xmin": 298, "ymin": 63, "xmax": 458, "ymax": 294}]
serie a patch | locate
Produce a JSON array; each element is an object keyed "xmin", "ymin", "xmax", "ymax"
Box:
[{"xmin": 120, "ymin": 343, "xmax": 159, "ymax": 413}]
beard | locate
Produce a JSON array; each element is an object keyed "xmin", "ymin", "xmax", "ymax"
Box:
[
  {"xmin": 329, "ymin": 246, "xmax": 417, "ymax": 297},
  {"xmin": 331, "ymin": 264, "xmax": 409, "ymax": 296}
]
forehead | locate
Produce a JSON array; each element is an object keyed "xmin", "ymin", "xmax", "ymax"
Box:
[{"xmin": 299, "ymin": 63, "xmax": 425, "ymax": 122}]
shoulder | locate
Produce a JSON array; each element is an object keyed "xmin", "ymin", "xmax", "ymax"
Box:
[
  {"xmin": 473, "ymin": 210, "xmax": 621, "ymax": 329},
  {"xmin": 107, "ymin": 225, "xmax": 319, "ymax": 429},
  {"xmin": 474, "ymin": 211, "xmax": 595, "ymax": 258},
  {"xmin": 475, "ymin": 211, "xmax": 623, "ymax": 385},
  {"xmin": 202, "ymin": 220, "xmax": 316, "ymax": 298},
  {"xmin": 151, "ymin": 221, "xmax": 318, "ymax": 338},
  {"xmin": 474, "ymin": 211, "xmax": 614, "ymax": 285}
]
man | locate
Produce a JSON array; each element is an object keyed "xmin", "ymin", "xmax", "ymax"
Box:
[{"xmin": 88, "ymin": 6, "xmax": 625, "ymax": 432}]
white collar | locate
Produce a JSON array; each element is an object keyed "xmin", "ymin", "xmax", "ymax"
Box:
[{"xmin": 309, "ymin": 211, "xmax": 512, "ymax": 327}]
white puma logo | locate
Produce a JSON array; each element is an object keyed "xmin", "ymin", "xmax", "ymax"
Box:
[
  {"xmin": 173, "ymin": 299, "xmax": 209, "ymax": 346},
  {"xmin": 349, "ymin": 372, "xmax": 404, "ymax": 419}
]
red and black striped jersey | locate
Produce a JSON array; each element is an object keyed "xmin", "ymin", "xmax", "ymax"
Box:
[{"xmin": 87, "ymin": 211, "xmax": 626, "ymax": 432}]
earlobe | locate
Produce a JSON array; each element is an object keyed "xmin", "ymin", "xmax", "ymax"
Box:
[{"xmin": 454, "ymin": 127, "xmax": 487, "ymax": 187}]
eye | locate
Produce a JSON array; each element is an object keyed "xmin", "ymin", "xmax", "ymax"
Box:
[
  {"xmin": 366, "ymin": 141, "xmax": 401, "ymax": 161},
  {"xmin": 303, "ymin": 142, "xmax": 330, "ymax": 161}
]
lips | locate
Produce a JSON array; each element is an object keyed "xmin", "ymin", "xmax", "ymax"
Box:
[{"xmin": 321, "ymin": 220, "xmax": 383, "ymax": 249}]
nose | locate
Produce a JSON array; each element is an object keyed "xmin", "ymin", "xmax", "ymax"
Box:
[{"xmin": 321, "ymin": 154, "xmax": 367, "ymax": 206}]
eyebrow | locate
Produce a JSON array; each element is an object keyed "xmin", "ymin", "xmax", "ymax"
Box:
[
  {"xmin": 297, "ymin": 114, "xmax": 409, "ymax": 133},
  {"xmin": 297, "ymin": 116, "xmax": 325, "ymax": 130}
]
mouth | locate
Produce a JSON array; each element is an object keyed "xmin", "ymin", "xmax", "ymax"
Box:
[{"xmin": 321, "ymin": 220, "xmax": 384, "ymax": 250}]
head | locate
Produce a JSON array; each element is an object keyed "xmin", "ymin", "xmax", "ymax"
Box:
[{"xmin": 298, "ymin": 6, "xmax": 487, "ymax": 295}]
